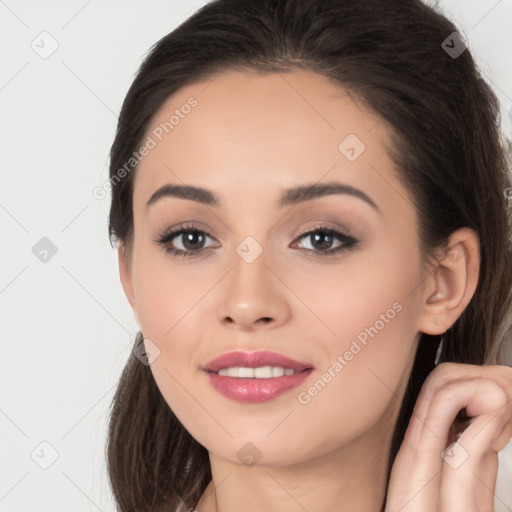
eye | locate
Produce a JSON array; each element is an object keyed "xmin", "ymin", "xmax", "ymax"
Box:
[
  {"xmin": 153, "ymin": 223, "xmax": 218, "ymax": 258},
  {"xmin": 154, "ymin": 223, "xmax": 359, "ymax": 259},
  {"xmin": 291, "ymin": 225, "xmax": 358, "ymax": 256}
]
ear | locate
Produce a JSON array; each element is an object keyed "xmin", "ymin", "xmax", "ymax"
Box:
[
  {"xmin": 417, "ymin": 227, "xmax": 480, "ymax": 335},
  {"xmin": 118, "ymin": 242, "xmax": 139, "ymax": 325}
]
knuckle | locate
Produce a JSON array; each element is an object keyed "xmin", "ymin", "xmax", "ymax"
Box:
[
  {"xmin": 489, "ymin": 385, "xmax": 509, "ymax": 409},
  {"xmin": 427, "ymin": 381, "xmax": 464, "ymax": 415},
  {"xmin": 423, "ymin": 362, "xmax": 459, "ymax": 391}
]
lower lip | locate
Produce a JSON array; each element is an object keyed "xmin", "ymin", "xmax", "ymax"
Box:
[{"xmin": 204, "ymin": 369, "xmax": 313, "ymax": 403}]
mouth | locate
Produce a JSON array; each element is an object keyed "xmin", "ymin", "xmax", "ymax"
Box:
[{"xmin": 202, "ymin": 350, "xmax": 314, "ymax": 403}]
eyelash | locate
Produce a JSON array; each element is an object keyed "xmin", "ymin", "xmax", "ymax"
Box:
[{"xmin": 153, "ymin": 222, "xmax": 359, "ymax": 259}]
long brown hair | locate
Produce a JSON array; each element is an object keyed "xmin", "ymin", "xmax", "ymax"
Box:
[{"xmin": 105, "ymin": 1, "xmax": 512, "ymax": 510}]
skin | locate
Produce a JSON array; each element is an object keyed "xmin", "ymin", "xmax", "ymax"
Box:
[{"xmin": 117, "ymin": 69, "xmax": 512, "ymax": 511}]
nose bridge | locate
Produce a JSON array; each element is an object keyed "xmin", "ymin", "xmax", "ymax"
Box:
[
  {"xmin": 230, "ymin": 232, "xmax": 272, "ymax": 294},
  {"xmin": 218, "ymin": 230, "xmax": 290, "ymax": 327},
  {"xmin": 226, "ymin": 205, "xmax": 274, "ymax": 275},
  {"xmin": 227, "ymin": 202, "xmax": 296, "ymax": 289}
]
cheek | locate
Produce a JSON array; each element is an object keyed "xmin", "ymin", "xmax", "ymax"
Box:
[
  {"xmin": 287, "ymin": 236, "xmax": 420, "ymax": 347},
  {"xmin": 290, "ymin": 296, "xmax": 417, "ymax": 458},
  {"xmin": 132, "ymin": 249, "xmax": 214, "ymax": 341},
  {"xmin": 131, "ymin": 254, "xmax": 214, "ymax": 418},
  {"xmin": 289, "ymin": 246, "xmax": 421, "ymax": 426}
]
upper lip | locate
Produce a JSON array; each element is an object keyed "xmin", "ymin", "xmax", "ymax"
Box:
[{"xmin": 202, "ymin": 350, "xmax": 314, "ymax": 373}]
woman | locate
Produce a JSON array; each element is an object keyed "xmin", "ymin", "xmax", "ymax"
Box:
[{"xmin": 105, "ymin": 0, "xmax": 512, "ymax": 510}]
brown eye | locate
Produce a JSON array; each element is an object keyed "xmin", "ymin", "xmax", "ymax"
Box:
[
  {"xmin": 154, "ymin": 224, "xmax": 217, "ymax": 258},
  {"xmin": 293, "ymin": 226, "xmax": 358, "ymax": 256}
]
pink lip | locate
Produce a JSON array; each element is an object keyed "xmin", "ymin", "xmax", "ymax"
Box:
[
  {"xmin": 202, "ymin": 350, "xmax": 313, "ymax": 373},
  {"xmin": 202, "ymin": 350, "xmax": 314, "ymax": 403}
]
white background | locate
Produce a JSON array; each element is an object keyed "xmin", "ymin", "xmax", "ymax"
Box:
[{"xmin": 1, "ymin": 1, "xmax": 511, "ymax": 511}]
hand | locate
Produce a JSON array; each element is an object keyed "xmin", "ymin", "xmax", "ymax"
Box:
[{"xmin": 384, "ymin": 362, "xmax": 512, "ymax": 512}]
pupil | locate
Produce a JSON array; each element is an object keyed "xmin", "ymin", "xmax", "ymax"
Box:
[
  {"xmin": 312, "ymin": 232, "xmax": 332, "ymax": 250},
  {"xmin": 183, "ymin": 232, "xmax": 204, "ymax": 250}
]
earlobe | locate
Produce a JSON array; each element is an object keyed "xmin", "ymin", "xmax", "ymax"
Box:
[{"xmin": 418, "ymin": 227, "xmax": 480, "ymax": 335}]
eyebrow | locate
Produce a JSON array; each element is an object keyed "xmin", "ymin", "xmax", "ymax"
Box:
[{"xmin": 145, "ymin": 181, "xmax": 380, "ymax": 213}]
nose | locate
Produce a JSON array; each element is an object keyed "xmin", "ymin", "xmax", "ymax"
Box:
[{"xmin": 217, "ymin": 245, "xmax": 291, "ymax": 331}]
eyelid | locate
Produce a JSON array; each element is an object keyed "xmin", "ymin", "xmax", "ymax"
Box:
[{"xmin": 293, "ymin": 220, "xmax": 354, "ymax": 239}]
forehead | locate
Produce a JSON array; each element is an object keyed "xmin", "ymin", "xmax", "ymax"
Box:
[
  {"xmin": 143, "ymin": 67, "xmax": 382, "ymax": 151},
  {"xmin": 133, "ymin": 68, "xmax": 406, "ymax": 214}
]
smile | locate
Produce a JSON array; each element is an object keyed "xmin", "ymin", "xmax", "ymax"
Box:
[{"xmin": 216, "ymin": 366, "xmax": 301, "ymax": 377}]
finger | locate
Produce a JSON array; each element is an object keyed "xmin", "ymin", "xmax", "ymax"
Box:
[
  {"xmin": 408, "ymin": 364, "xmax": 511, "ymax": 450},
  {"xmin": 403, "ymin": 364, "xmax": 475, "ymax": 449},
  {"xmin": 460, "ymin": 378, "xmax": 512, "ymax": 454},
  {"xmin": 392, "ymin": 377, "xmax": 500, "ymax": 510},
  {"xmin": 386, "ymin": 364, "xmax": 512, "ymax": 512},
  {"xmin": 439, "ymin": 410, "xmax": 501, "ymax": 511},
  {"xmin": 490, "ymin": 410, "xmax": 512, "ymax": 453}
]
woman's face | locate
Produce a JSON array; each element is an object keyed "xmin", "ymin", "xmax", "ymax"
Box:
[{"xmin": 120, "ymin": 69, "xmax": 436, "ymax": 466}]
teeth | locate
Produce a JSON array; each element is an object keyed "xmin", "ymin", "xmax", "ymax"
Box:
[{"xmin": 217, "ymin": 366, "xmax": 300, "ymax": 378}]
